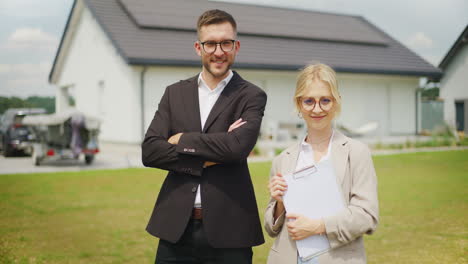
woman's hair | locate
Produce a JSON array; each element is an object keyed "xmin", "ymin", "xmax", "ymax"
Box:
[{"xmin": 294, "ymin": 63, "xmax": 341, "ymax": 116}]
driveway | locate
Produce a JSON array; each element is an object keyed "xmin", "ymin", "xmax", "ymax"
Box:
[
  {"xmin": 0, "ymin": 142, "xmax": 144, "ymax": 174},
  {"xmin": 1, "ymin": 142, "xmax": 466, "ymax": 175}
]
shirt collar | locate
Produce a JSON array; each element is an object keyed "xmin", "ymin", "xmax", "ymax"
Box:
[
  {"xmin": 198, "ymin": 70, "xmax": 233, "ymax": 92},
  {"xmin": 301, "ymin": 130, "xmax": 335, "ymax": 151},
  {"xmin": 300, "ymin": 134, "xmax": 311, "ymax": 151}
]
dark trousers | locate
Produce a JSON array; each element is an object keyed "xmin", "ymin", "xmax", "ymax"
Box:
[{"xmin": 155, "ymin": 219, "xmax": 253, "ymax": 264}]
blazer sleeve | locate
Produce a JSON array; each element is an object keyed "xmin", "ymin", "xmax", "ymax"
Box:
[
  {"xmin": 175, "ymin": 90, "xmax": 267, "ymax": 163},
  {"xmin": 142, "ymin": 86, "xmax": 205, "ymax": 176},
  {"xmin": 323, "ymin": 143, "xmax": 379, "ymax": 249},
  {"xmin": 264, "ymin": 156, "xmax": 287, "ymax": 237}
]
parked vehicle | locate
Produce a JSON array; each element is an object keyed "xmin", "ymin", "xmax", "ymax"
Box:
[
  {"xmin": 0, "ymin": 108, "xmax": 47, "ymax": 156},
  {"xmin": 22, "ymin": 109, "xmax": 100, "ymax": 166}
]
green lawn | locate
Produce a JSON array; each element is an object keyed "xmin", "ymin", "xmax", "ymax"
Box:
[{"xmin": 1, "ymin": 150, "xmax": 467, "ymax": 264}]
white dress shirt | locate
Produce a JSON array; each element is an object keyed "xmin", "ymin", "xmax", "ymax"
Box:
[{"xmin": 194, "ymin": 70, "xmax": 234, "ymax": 207}]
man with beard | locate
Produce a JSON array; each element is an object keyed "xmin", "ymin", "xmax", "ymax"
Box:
[{"xmin": 142, "ymin": 9, "xmax": 266, "ymax": 264}]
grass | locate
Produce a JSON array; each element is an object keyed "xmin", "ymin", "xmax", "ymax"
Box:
[
  {"xmin": 1, "ymin": 150, "xmax": 467, "ymax": 263},
  {"xmin": 372, "ymin": 135, "xmax": 465, "ymax": 150},
  {"xmin": 372, "ymin": 127, "xmax": 468, "ymax": 150}
]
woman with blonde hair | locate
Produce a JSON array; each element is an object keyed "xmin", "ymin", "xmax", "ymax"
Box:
[{"xmin": 265, "ymin": 63, "xmax": 379, "ymax": 264}]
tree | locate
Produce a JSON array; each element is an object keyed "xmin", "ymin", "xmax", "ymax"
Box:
[
  {"xmin": 0, "ymin": 96, "xmax": 55, "ymax": 115},
  {"xmin": 421, "ymin": 87, "xmax": 439, "ymax": 101},
  {"xmin": 25, "ymin": 96, "xmax": 55, "ymax": 113},
  {"xmin": 0, "ymin": 96, "xmax": 29, "ymax": 115}
]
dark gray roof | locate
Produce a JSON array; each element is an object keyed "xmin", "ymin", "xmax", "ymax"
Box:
[
  {"xmin": 119, "ymin": 0, "xmax": 388, "ymax": 45},
  {"xmin": 439, "ymin": 25, "xmax": 468, "ymax": 70},
  {"xmin": 50, "ymin": 0, "xmax": 442, "ymax": 81}
]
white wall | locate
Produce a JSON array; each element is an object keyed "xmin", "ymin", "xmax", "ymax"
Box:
[
  {"xmin": 55, "ymin": 5, "xmax": 142, "ymax": 143},
  {"xmin": 338, "ymin": 74, "xmax": 419, "ymax": 136},
  {"xmin": 440, "ymin": 44, "xmax": 468, "ymax": 129},
  {"xmin": 388, "ymin": 81, "xmax": 418, "ymax": 134},
  {"xmin": 237, "ymin": 69, "xmax": 301, "ymax": 140},
  {"xmin": 239, "ymin": 70, "xmax": 419, "ymax": 137},
  {"xmin": 142, "ymin": 66, "xmax": 200, "ymax": 132}
]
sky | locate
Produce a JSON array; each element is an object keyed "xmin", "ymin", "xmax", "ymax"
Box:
[{"xmin": 0, "ymin": 0, "xmax": 467, "ymax": 98}]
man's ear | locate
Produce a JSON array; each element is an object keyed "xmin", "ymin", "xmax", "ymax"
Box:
[
  {"xmin": 235, "ymin": 40, "xmax": 240, "ymax": 53},
  {"xmin": 194, "ymin": 41, "xmax": 202, "ymax": 56}
]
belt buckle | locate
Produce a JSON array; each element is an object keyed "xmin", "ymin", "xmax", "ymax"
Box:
[{"xmin": 192, "ymin": 208, "xmax": 202, "ymax": 220}]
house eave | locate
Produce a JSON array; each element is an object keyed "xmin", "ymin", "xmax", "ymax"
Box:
[
  {"xmin": 48, "ymin": 0, "xmax": 78, "ymax": 84},
  {"xmin": 127, "ymin": 58, "xmax": 442, "ymax": 79},
  {"xmin": 439, "ymin": 25, "xmax": 468, "ymax": 70}
]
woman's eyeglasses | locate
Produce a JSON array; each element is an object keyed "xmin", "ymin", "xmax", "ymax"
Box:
[{"xmin": 300, "ymin": 97, "xmax": 334, "ymax": 111}]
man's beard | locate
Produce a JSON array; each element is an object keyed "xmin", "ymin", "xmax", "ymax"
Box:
[{"xmin": 202, "ymin": 58, "xmax": 233, "ymax": 79}]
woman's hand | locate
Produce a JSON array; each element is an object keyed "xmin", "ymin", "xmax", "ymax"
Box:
[
  {"xmin": 228, "ymin": 118, "xmax": 246, "ymax": 132},
  {"xmin": 268, "ymin": 172, "xmax": 288, "ymax": 202},
  {"xmin": 286, "ymin": 213, "xmax": 325, "ymax": 240}
]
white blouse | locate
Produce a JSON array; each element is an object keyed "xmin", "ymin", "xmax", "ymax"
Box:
[{"xmin": 296, "ymin": 130, "xmax": 334, "ymax": 170}]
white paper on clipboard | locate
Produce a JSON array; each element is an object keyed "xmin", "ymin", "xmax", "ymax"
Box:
[{"xmin": 283, "ymin": 160, "xmax": 345, "ymax": 260}]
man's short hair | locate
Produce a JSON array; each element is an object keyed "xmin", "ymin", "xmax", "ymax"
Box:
[{"xmin": 197, "ymin": 9, "xmax": 237, "ymax": 38}]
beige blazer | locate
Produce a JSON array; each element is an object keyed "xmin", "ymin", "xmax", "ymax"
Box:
[{"xmin": 264, "ymin": 131, "xmax": 379, "ymax": 264}]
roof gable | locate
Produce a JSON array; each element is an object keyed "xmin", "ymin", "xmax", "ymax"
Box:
[{"xmin": 439, "ymin": 25, "xmax": 468, "ymax": 70}]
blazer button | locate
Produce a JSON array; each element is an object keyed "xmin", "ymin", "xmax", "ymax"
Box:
[{"xmin": 192, "ymin": 186, "xmax": 197, "ymax": 193}]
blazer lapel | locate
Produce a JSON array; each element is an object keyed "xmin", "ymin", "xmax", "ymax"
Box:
[
  {"xmin": 331, "ymin": 131, "xmax": 350, "ymax": 187},
  {"xmin": 182, "ymin": 75, "xmax": 202, "ymax": 132},
  {"xmin": 202, "ymin": 72, "xmax": 245, "ymax": 133}
]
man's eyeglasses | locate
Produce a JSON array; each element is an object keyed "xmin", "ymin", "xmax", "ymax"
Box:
[
  {"xmin": 300, "ymin": 96, "xmax": 334, "ymax": 112},
  {"xmin": 199, "ymin": 40, "xmax": 236, "ymax": 54}
]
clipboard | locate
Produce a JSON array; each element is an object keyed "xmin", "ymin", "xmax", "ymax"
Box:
[{"xmin": 283, "ymin": 160, "xmax": 345, "ymax": 260}]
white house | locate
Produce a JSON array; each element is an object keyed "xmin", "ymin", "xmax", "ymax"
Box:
[
  {"xmin": 439, "ymin": 25, "xmax": 468, "ymax": 134},
  {"xmin": 49, "ymin": 0, "xmax": 441, "ymax": 144}
]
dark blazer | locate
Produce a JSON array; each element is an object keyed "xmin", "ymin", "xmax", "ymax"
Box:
[{"xmin": 142, "ymin": 71, "xmax": 266, "ymax": 248}]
